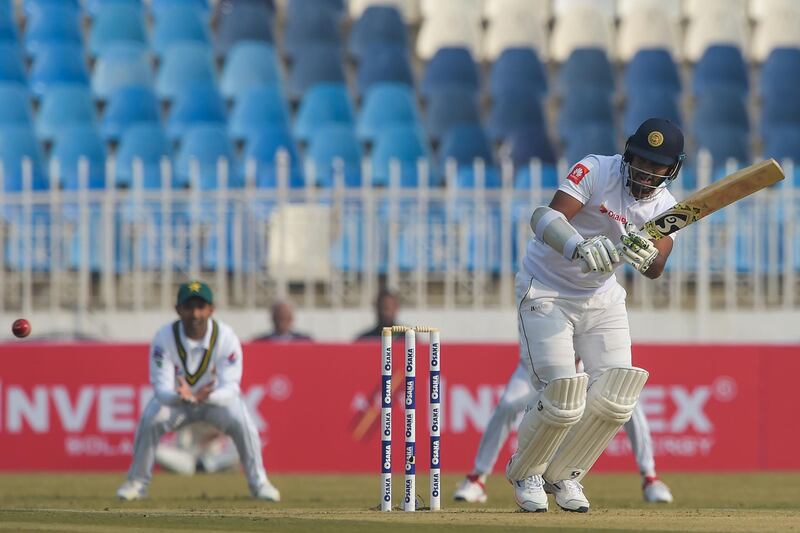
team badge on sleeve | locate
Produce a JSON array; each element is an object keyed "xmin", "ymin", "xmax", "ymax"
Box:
[
  {"xmin": 227, "ymin": 352, "xmax": 237, "ymax": 364},
  {"xmin": 152, "ymin": 346, "xmax": 164, "ymax": 368},
  {"xmin": 567, "ymin": 163, "xmax": 590, "ymax": 185}
]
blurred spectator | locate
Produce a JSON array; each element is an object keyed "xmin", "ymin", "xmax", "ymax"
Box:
[
  {"xmin": 355, "ymin": 289, "xmax": 399, "ymax": 339},
  {"xmin": 252, "ymin": 300, "xmax": 312, "ymax": 342}
]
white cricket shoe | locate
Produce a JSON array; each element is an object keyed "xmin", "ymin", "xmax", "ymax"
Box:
[
  {"xmin": 254, "ymin": 480, "xmax": 281, "ymax": 502},
  {"xmin": 643, "ymin": 477, "xmax": 673, "ymax": 503},
  {"xmin": 510, "ymin": 475, "xmax": 548, "ymax": 512},
  {"xmin": 116, "ymin": 480, "xmax": 147, "ymax": 501},
  {"xmin": 545, "ymin": 479, "xmax": 590, "ymax": 513},
  {"xmin": 453, "ymin": 475, "xmax": 488, "ymax": 503}
]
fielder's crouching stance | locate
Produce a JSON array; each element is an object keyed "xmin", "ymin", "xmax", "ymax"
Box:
[
  {"xmin": 117, "ymin": 281, "xmax": 280, "ymax": 502},
  {"xmin": 506, "ymin": 118, "xmax": 684, "ymax": 513}
]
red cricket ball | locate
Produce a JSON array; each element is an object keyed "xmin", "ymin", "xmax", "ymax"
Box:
[{"xmin": 12, "ymin": 318, "xmax": 31, "ymax": 338}]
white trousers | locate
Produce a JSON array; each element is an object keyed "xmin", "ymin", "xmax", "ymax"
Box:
[
  {"xmin": 516, "ymin": 273, "xmax": 632, "ymax": 387},
  {"xmin": 127, "ymin": 396, "xmax": 268, "ymax": 495},
  {"xmin": 472, "ymin": 360, "xmax": 656, "ymax": 477}
]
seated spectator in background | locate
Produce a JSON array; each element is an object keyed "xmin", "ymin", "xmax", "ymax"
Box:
[
  {"xmin": 252, "ymin": 300, "xmax": 312, "ymax": 342},
  {"xmin": 355, "ymin": 289, "xmax": 400, "ymax": 340}
]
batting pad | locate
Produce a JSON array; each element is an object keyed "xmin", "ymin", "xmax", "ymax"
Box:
[
  {"xmin": 544, "ymin": 367, "xmax": 649, "ymax": 483},
  {"xmin": 506, "ymin": 373, "xmax": 588, "ymax": 480}
]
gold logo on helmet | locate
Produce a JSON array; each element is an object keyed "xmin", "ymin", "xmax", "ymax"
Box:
[
  {"xmin": 648, "ymin": 131, "xmax": 664, "ymax": 147},
  {"xmin": 188, "ymin": 281, "xmax": 202, "ymax": 293}
]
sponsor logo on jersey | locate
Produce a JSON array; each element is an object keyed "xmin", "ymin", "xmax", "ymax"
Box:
[
  {"xmin": 599, "ymin": 203, "xmax": 627, "ymax": 224},
  {"xmin": 567, "ymin": 163, "xmax": 590, "ymax": 184},
  {"xmin": 227, "ymin": 351, "xmax": 237, "ymax": 364}
]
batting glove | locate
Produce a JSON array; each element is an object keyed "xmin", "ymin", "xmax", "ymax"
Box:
[{"xmin": 619, "ymin": 222, "xmax": 659, "ymax": 274}]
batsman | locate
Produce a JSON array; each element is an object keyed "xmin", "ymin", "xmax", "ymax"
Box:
[{"xmin": 506, "ymin": 118, "xmax": 684, "ymax": 513}]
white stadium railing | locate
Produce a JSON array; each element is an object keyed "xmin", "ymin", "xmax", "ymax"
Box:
[{"xmin": 0, "ymin": 151, "xmax": 796, "ymax": 315}]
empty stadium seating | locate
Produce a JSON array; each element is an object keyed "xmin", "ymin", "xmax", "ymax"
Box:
[{"xmin": 0, "ymin": 0, "xmax": 798, "ymax": 282}]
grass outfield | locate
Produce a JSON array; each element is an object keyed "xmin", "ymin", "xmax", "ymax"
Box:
[{"xmin": 1, "ymin": 472, "xmax": 799, "ymax": 532}]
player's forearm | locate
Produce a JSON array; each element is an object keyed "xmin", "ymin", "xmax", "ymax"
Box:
[
  {"xmin": 205, "ymin": 384, "xmax": 239, "ymax": 406},
  {"xmin": 154, "ymin": 387, "xmax": 182, "ymax": 406},
  {"xmin": 530, "ymin": 206, "xmax": 583, "ymax": 260}
]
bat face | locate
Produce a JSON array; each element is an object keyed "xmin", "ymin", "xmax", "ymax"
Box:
[{"xmin": 642, "ymin": 159, "xmax": 785, "ymax": 240}]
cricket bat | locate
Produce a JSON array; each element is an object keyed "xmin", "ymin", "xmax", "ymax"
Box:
[{"xmin": 641, "ymin": 158, "xmax": 785, "ymax": 240}]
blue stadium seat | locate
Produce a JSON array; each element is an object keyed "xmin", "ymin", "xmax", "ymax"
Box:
[
  {"xmin": 763, "ymin": 126, "xmax": 800, "ymax": 174},
  {"xmin": 421, "ymin": 47, "xmax": 480, "ymax": 99},
  {"xmin": 307, "ymin": 123, "xmax": 362, "ymax": 187},
  {"xmin": 424, "ymin": 85, "xmax": 481, "ymax": 143},
  {"xmin": 357, "ymin": 83, "xmax": 419, "ymax": 144},
  {"xmin": 24, "ymin": 3, "xmax": 83, "ymax": 59},
  {"xmin": 220, "ymin": 41, "xmax": 281, "ymax": 102},
  {"xmin": 693, "ymin": 87, "xmax": 749, "ymax": 136},
  {"xmin": 284, "ymin": 6, "xmax": 342, "ymax": 61},
  {"xmin": 694, "ymin": 127, "xmax": 750, "ymax": 168},
  {"xmin": 151, "ymin": 0, "xmax": 209, "ymax": 19},
  {"xmin": 101, "ymin": 85, "xmax": 161, "ymax": 142},
  {"xmin": 29, "ymin": 44, "xmax": 90, "ymax": 99},
  {"xmin": 355, "ymin": 44, "xmax": 414, "ymax": 98},
  {"xmin": 286, "ymin": 45, "xmax": 346, "ymax": 101},
  {"xmin": 37, "ymin": 85, "xmax": 96, "ymax": 143},
  {"xmin": 557, "ymin": 48, "xmax": 614, "ymax": 97},
  {"xmin": 286, "ymin": 0, "xmax": 344, "ymax": 22},
  {"xmin": 440, "ymin": 124, "xmax": 499, "ymax": 188},
  {"xmin": 92, "ymin": 42, "xmax": 154, "ymax": 101},
  {"xmin": 155, "ymin": 42, "xmax": 216, "ymax": 101},
  {"xmin": 0, "ymin": 83, "xmax": 33, "ymax": 127},
  {"xmin": 0, "ymin": 126, "xmax": 47, "ymax": 191},
  {"xmin": 152, "ymin": 5, "xmax": 211, "ymax": 58},
  {"xmin": 52, "ymin": 125, "xmax": 108, "ymax": 190},
  {"xmin": 89, "ymin": 3, "xmax": 147, "ymax": 57},
  {"xmin": 557, "ymin": 87, "xmax": 614, "ymax": 141},
  {"xmin": 175, "ymin": 124, "xmax": 239, "ymax": 189},
  {"xmin": 488, "ymin": 88, "xmax": 546, "ymax": 143},
  {"xmin": 116, "ymin": 123, "xmax": 171, "ymax": 189},
  {"xmin": 348, "ymin": 5, "xmax": 406, "ymax": 61},
  {"xmin": 623, "ymin": 49, "xmax": 681, "ymax": 96},
  {"xmin": 243, "ymin": 125, "xmax": 304, "ymax": 188},
  {"xmin": 23, "ymin": 0, "xmax": 80, "ymax": 18},
  {"xmin": 294, "ymin": 83, "xmax": 354, "ymax": 144},
  {"xmin": 692, "ymin": 45, "xmax": 748, "ymax": 97},
  {"xmin": 507, "ymin": 125, "xmax": 559, "ymax": 188},
  {"xmin": 489, "ymin": 48, "xmax": 548, "ymax": 100},
  {"xmin": 166, "ymin": 82, "xmax": 227, "ymax": 143},
  {"xmin": 623, "ymin": 88, "xmax": 682, "ymax": 137},
  {"xmin": 0, "ymin": 0, "xmax": 17, "ymax": 42},
  {"xmin": 229, "ymin": 85, "xmax": 289, "ymax": 144},
  {"xmin": 85, "ymin": 0, "xmax": 143, "ymax": 19},
  {"xmin": 564, "ymin": 123, "xmax": 618, "ymax": 166},
  {"xmin": 371, "ymin": 124, "xmax": 432, "ymax": 187},
  {"xmin": 215, "ymin": 0, "xmax": 274, "ymax": 59},
  {"xmin": 761, "ymin": 88, "xmax": 800, "ymax": 132},
  {"xmin": 761, "ymin": 48, "xmax": 800, "ymax": 99},
  {"xmin": 0, "ymin": 43, "xmax": 27, "ymax": 84}
]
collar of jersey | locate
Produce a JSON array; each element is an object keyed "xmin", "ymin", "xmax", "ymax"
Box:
[{"xmin": 172, "ymin": 319, "xmax": 219, "ymax": 386}]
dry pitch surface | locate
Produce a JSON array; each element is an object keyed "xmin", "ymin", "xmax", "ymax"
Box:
[{"xmin": 1, "ymin": 472, "xmax": 799, "ymax": 532}]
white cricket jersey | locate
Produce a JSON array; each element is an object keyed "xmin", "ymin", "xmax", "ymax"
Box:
[
  {"xmin": 522, "ymin": 154, "xmax": 677, "ymax": 296},
  {"xmin": 149, "ymin": 318, "xmax": 244, "ymax": 407}
]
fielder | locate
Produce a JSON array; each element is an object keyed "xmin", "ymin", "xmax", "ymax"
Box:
[
  {"xmin": 117, "ymin": 281, "xmax": 281, "ymax": 501},
  {"xmin": 501, "ymin": 118, "xmax": 684, "ymax": 513},
  {"xmin": 453, "ymin": 359, "xmax": 673, "ymax": 504}
]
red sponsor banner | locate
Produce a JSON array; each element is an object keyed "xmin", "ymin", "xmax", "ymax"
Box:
[{"xmin": 0, "ymin": 343, "xmax": 797, "ymax": 472}]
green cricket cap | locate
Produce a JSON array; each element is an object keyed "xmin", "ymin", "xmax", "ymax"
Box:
[{"xmin": 176, "ymin": 280, "xmax": 214, "ymax": 305}]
